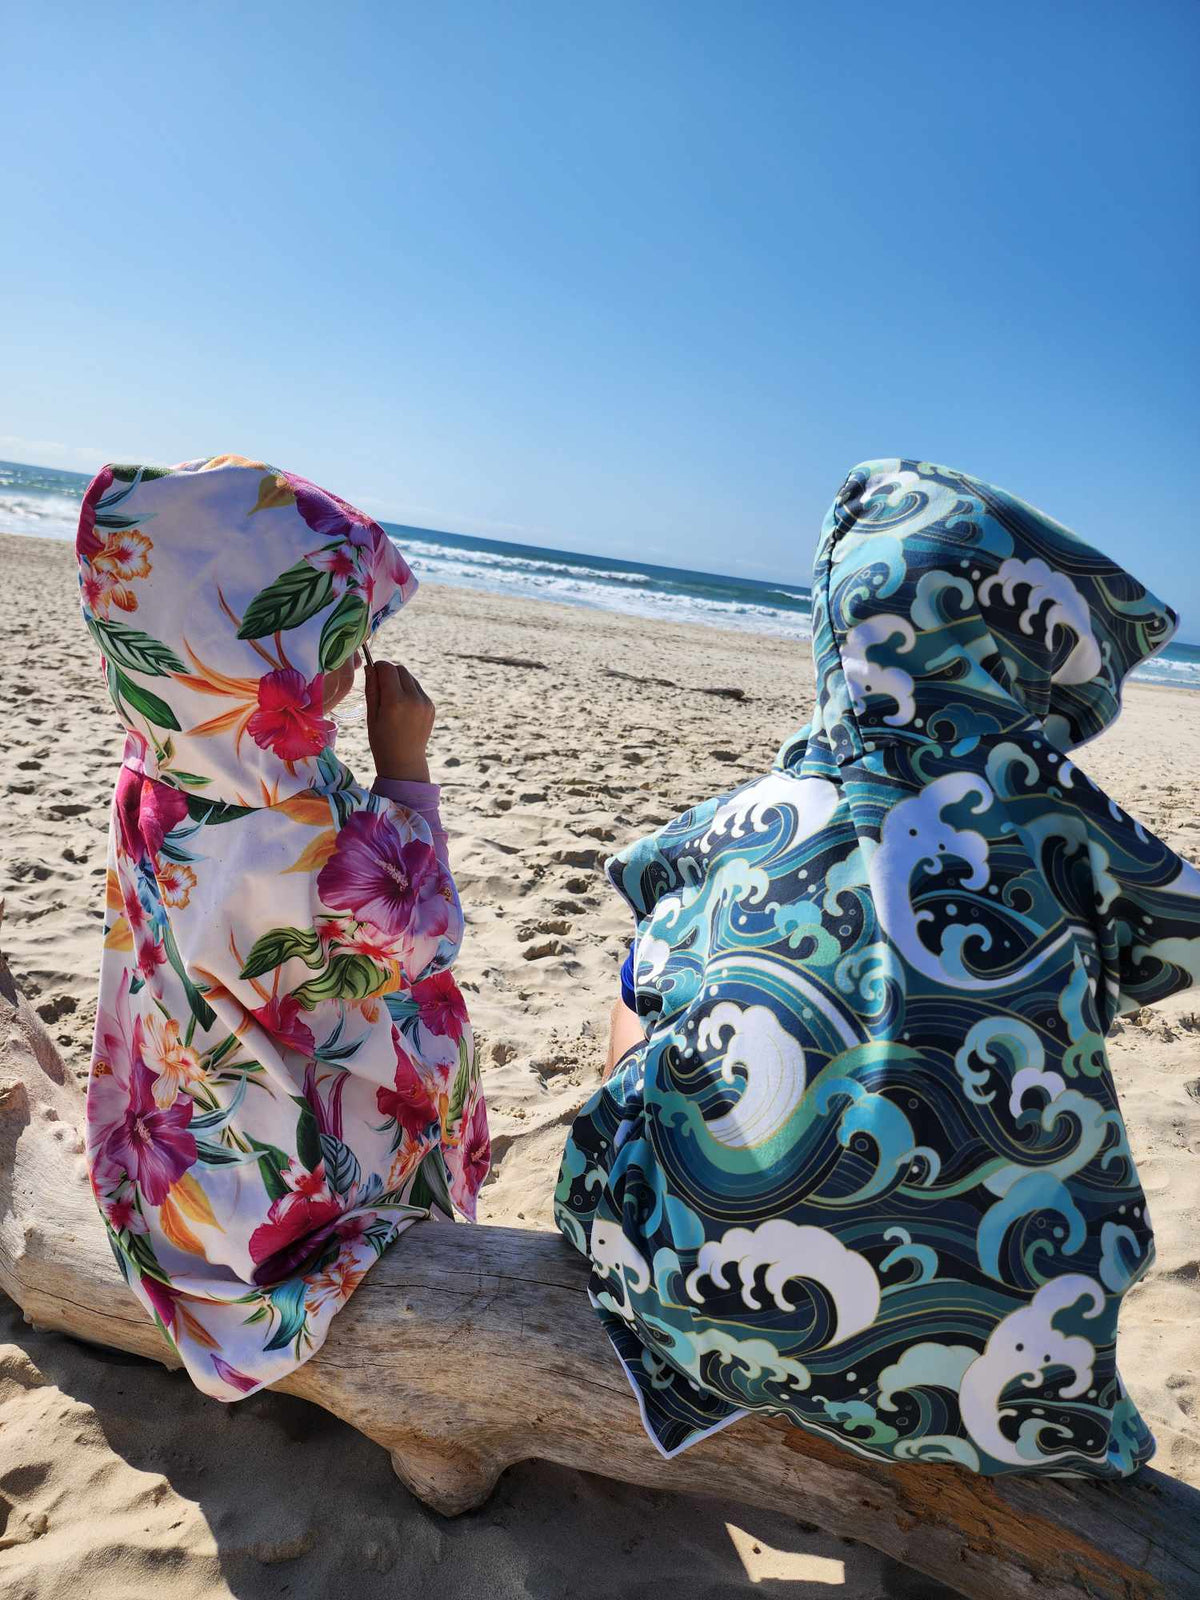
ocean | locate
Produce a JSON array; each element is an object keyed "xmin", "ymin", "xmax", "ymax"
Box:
[{"xmin": 4, "ymin": 457, "xmax": 1199, "ymax": 692}]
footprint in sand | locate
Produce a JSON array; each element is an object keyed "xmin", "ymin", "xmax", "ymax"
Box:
[
  {"xmin": 35, "ymin": 996, "xmax": 78, "ymax": 1025},
  {"xmin": 522, "ymin": 938, "xmax": 567, "ymax": 961},
  {"xmin": 10, "ymin": 861, "xmax": 51, "ymax": 883},
  {"xmin": 518, "ymin": 918, "xmax": 572, "ymax": 941},
  {"xmin": 561, "ymin": 875, "xmax": 596, "ymax": 896},
  {"xmin": 553, "ymin": 846, "xmax": 604, "ymax": 869}
]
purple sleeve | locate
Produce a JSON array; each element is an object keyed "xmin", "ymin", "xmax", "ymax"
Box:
[{"xmin": 372, "ymin": 777, "xmax": 450, "ymax": 867}]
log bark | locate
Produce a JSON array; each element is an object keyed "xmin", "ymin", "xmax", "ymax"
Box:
[{"xmin": 1, "ymin": 950, "xmax": 1196, "ymax": 1600}]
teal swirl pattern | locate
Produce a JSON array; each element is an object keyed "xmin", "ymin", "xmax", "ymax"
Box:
[{"xmin": 555, "ymin": 459, "xmax": 1200, "ymax": 1475}]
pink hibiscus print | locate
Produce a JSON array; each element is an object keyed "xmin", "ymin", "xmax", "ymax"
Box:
[
  {"xmin": 115, "ymin": 770, "xmax": 189, "ymax": 862},
  {"xmin": 104, "ymin": 1192, "xmax": 148, "ymax": 1235},
  {"xmin": 411, "ymin": 970, "xmax": 470, "ymax": 1043},
  {"xmin": 249, "ymin": 1187, "xmax": 343, "ymax": 1285},
  {"xmin": 450, "ymin": 1096, "xmax": 491, "ymax": 1216},
  {"xmin": 99, "ymin": 1053, "xmax": 197, "ymax": 1208},
  {"xmin": 376, "ymin": 1029, "xmax": 438, "ymax": 1139},
  {"xmin": 306, "ymin": 541, "xmax": 365, "ymax": 593},
  {"xmin": 286, "ymin": 475, "xmax": 378, "ymax": 544},
  {"xmin": 251, "ymin": 993, "xmax": 316, "ymax": 1055},
  {"xmin": 249, "ymin": 1164, "xmax": 341, "ymax": 1284},
  {"xmin": 88, "ymin": 986, "xmax": 139, "ymax": 1190},
  {"xmin": 317, "ymin": 812, "xmax": 445, "ymax": 940},
  {"xmin": 118, "ymin": 880, "xmax": 166, "ymax": 980},
  {"xmin": 77, "ymin": 465, "xmax": 114, "ymax": 562},
  {"xmin": 246, "ymin": 668, "xmax": 336, "ymax": 764},
  {"xmin": 371, "ymin": 532, "xmax": 415, "ymax": 601}
]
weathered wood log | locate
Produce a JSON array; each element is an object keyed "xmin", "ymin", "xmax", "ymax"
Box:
[{"xmin": 1, "ymin": 950, "xmax": 1197, "ymax": 1600}]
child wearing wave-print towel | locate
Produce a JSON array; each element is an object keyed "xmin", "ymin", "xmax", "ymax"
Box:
[
  {"xmin": 557, "ymin": 458, "xmax": 1200, "ymax": 1476},
  {"xmin": 79, "ymin": 455, "xmax": 489, "ymax": 1399}
]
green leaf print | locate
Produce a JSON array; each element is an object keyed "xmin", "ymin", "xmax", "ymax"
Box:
[
  {"xmin": 105, "ymin": 1230, "xmax": 133, "ymax": 1283},
  {"xmin": 446, "ymin": 1036, "xmax": 475, "ymax": 1127},
  {"xmin": 238, "ymin": 559, "xmax": 335, "ymax": 639},
  {"xmin": 184, "ymin": 794, "xmax": 256, "ymax": 826},
  {"xmin": 291, "ymin": 954, "xmax": 388, "ymax": 1010},
  {"xmin": 162, "ymin": 770, "xmax": 213, "ymax": 789},
  {"xmin": 262, "ymin": 1279, "xmax": 309, "ymax": 1353},
  {"xmin": 317, "ymin": 592, "xmax": 369, "ymax": 672},
  {"xmin": 109, "ymin": 464, "xmax": 174, "ymax": 483},
  {"xmin": 160, "ymin": 921, "xmax": 217, "ymax": 1032},
  {"xmin": 240, "ymin": 925, "xmax": 325, "ymax": 981},
  {"xmin": 246, "ymin": 1135, "xmax": 291, "ymax": 1202},
  {"xmin": 124, "ymin": 1229, "xmax": 165, "ymax": 1278},
  {"xmin": 410, "ymin": 1148, "xmax": 455, "ymax": 1216},
  {"xmin": 86, "ymin": 615, "xmax": 185, "ymax": 676},
  {"xmin": 319, "ymin": 1132, "xmax": 362, "ymax": 1197},
  {"xmin": 107, "ymin": 661, "xmax": 181, "ymax": 732},
  {"xmin": 194, "ymin": 1139, "xmax": 258, "ymax": 1167},
  {"xmin": 295, "ymin": 1105, "xmax": 323, "ymax": 1171}
]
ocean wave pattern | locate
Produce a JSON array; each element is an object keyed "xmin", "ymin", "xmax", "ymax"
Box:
[{"xmin": 2, "ymin": 458, "xmax": 1197, "ymax": 688}]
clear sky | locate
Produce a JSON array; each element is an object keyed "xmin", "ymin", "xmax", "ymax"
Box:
[{"xmin": 4, "ymin": 2, "xmax": 1197, "ymax": 623}]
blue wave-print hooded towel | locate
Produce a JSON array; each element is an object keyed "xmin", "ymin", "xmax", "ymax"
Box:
[{"xmin": 555, "ymin": 458, "xmax": 1200, "ymax": 1476}]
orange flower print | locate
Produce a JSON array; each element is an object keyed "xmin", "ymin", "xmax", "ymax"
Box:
[
  {"xmin": 307, "ymin": 1254, "xmax": 367, "ymax": 1312},
  {"xmin": 157, "ymin": 860, "xmax": 197, "ymax": 908},
  {"xmin": 96, "ymin": 529, "xmax": 153, "ymax": 582},
  {"xmin": 143, "ymin": 1013, "xmax": 205, "ymax": 1109},
  {"xmin": 81, "ymin": 566, "xmax": 137, "ymax": 617}
]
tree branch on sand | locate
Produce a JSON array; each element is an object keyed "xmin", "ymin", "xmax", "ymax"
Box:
[{"xmin": 0, "ymin": 937, "xmax": 1195, "ymax": 1600}]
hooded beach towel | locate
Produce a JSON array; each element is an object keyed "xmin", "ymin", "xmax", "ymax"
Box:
[
  {"xmin": 78, "ymin": 455, "xmax": 489, "ymax": 1399},
  {"xmin": 555, "ymin": 458, "xmax": 1200, "ymax": 1476}
]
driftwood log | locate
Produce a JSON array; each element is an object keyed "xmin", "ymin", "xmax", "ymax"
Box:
[{"xmin": 1, "ymin": 952, "xmax": 1197, "ymax": 1600}]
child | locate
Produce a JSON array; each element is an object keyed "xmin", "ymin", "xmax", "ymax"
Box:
[
  {"xmin": 78, "ymin": 455, "xmax": 489, "ymax": 1400},
  {"xmin": 556, "ymin": 458, "xmax": 1200, "ymax": 1477}
]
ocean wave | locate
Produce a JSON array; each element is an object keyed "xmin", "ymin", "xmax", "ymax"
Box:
[
  {"xmin": 1132, "ymin": 656, "xmax": 1200, "ymax": 690},
  {"xmin": 402, "ymin": 541, "xmax": 814, "ymax": 637},
  {"xmin": 0, "ymin": 458, "xmax": 1194, "ymax": 681},
  {"xmin": 0, "ymin": 490, "xmax": 85, "ymax": 542}
]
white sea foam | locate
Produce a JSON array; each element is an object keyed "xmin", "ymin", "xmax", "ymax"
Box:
[
  {"xmin": 1, "ymin": 459, "xmax": 1196, "ymax": 685},
  {"xmin": 0, "ymin": 490, "xmax": 84, "ymax": 542},
  {"xmin": 400, "ymin": 539, "xmax": 815, "ymax": 639}
]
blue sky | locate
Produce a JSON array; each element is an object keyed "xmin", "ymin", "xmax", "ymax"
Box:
[{"xmin": 4, "ymin": 1, "xmax": 1197, "ymax": 623}]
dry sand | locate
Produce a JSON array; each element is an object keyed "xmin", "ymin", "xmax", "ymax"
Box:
[{"xmin": 1, "ymin": 528, "xmax": 1198, "ymax": 1598}]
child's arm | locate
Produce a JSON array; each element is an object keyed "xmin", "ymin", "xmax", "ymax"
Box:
[
  {"xmin": 365, "ymin": 658, "xmax": 449, "ymax": 863},
  {"xmin": 372, "ymin": 775, "xmax": 449, "ymax": 867},
  {"xmin": 365, "ymin": 656, "xmax": 462, "ymax": 971},
  {"xmin": 365, "ymin": 658, "xmax": 434, "ymax": 785}
]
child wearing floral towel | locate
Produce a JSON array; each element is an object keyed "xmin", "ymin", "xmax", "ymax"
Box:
[{"xmin": 78, "ymin": 455, "xmax": 489, "ymax": 1399}]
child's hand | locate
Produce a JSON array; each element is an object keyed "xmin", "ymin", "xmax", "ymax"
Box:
[{"xmin": 366, "ymin": 659, "xmax": 435, "ymax": 783}]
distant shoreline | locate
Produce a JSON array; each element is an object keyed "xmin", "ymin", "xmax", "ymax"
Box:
[{"xmin": 5, "ymin": 526, "xmax": 1195, "ymax": 701}]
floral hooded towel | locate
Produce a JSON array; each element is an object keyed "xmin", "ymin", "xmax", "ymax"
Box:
[
  {"xmin": 78, "ymin": 455, "xmax": 489, "ymax": 1400},
  {"xmin": 555, "ymin": 459, "xmax": 1200, "ymax": 1476}
]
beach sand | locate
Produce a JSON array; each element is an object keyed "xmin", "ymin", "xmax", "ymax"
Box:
[{"xmin": 2, "ymin": 528, "xmax": 1198, "ymax": 1597}]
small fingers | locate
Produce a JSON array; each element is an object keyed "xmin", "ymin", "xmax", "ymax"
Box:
[
  {"xmin": 394, "ymin": 663, "xmax": 434, "ymax": 706},
  {"xmin": 368, "ymin": 659, "xmax": 403, "ymax": 709},
  {"xmin": 368, "ymin": 659, "xmax": 433, "ymax": 712}
]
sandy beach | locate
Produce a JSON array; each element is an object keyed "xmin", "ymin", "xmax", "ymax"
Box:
[{"xmin": 2, "ymin": 527, "xmax": 1199, "ymax": 1598}]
